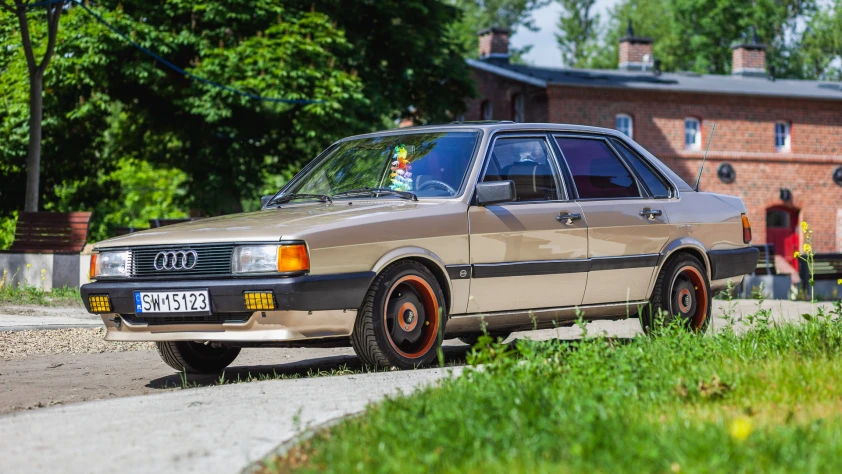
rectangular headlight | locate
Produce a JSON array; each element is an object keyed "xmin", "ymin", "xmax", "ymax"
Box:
[
  {"xmin": 232, "ymin": 244, "xmax": 309, "ymax": 274},
  {"xmin": 93, "ymin": 251, "xmax": 131, "ymax": 278}
]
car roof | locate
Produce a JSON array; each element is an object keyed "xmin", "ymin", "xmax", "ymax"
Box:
[{"xmin": 339, "ymin": 122, "xmax": 625, "ymax": 141}]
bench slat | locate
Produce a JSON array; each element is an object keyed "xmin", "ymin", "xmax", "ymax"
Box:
[{"xmin": 10, "ymin": 212, "xmax": 92, "ymax": 253}]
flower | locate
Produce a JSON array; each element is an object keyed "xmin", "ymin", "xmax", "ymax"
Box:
[
  {"xmin": 801, "ymin": 221, "xmax": 809, "ymax": 233},
  {"xmin": 838, "ymin": 278, "xmax": 842, "ymax": 285},
  {"xmin": 729, "ymin": 415, "xmax": 753, "ymax": 441},
  {"xmin": 793, "ymin": 251, "xmax": 801, "ymax": 259},
  {"xmin": 803, "ymin": 243, "xmax": 813, "ymax": 254}
]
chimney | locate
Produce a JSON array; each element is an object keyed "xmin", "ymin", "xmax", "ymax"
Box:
[
  {"xmin": 618, "ymin": 20, "xmax": 653, "ymax": 71},
  {"xmin": 731, "ymin": 28, "xmax": 767, "ymax": 77},
  {"xmin": 478, "ymin": 27, "xmax": 510, "ymax": 64}
]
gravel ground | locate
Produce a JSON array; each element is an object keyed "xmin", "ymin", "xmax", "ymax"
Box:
[{"xmin": 0, "ymin": 328, "xmax": 153, "ymax": 360}]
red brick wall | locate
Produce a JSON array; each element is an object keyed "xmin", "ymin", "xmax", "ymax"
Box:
[
  {"xmin": 464, "ymin": 68, "xmax": 547, "ymax": 123},
  {"xmin": 478, "ymin": 31, "xmax": 509, "ymax": 58},
  {"xmin": 546, "ymin": 85, "xmax": 842, "ymax": 252}
]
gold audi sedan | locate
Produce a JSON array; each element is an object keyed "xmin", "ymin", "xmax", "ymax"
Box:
[{"xmin": 81, "ymin": 123, "xmax": 758, "ymax": 372}]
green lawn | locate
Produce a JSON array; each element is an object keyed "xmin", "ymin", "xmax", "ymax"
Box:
[
  {"xmin": 0, "ymin": 284, "xmax": 82, "ymax": 307},
  {"xmin": 261, "ymin": 306, "xmax": 842, "ymax": 473}
]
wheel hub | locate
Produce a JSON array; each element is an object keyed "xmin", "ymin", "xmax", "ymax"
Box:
[{"xmin": 382, "ymin": 275, "xmax": 441, "ymax": 359}]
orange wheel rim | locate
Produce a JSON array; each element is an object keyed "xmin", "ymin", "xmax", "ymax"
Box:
[
  {"xmin": 383, "ymin": 276, "xmax": 440, "ymax": 359},
  {"xmin": 673, "ymin": 266, "xmax": 708, "ymax": 331}
]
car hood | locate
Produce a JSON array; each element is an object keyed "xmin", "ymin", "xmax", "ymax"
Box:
[{"xmin": 93, "ymin": 200, "xmax": 455, "ymax": 250}]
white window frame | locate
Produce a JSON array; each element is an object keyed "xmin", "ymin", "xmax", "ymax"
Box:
[
  {"xmin": 775, "ymin": 121, "xmax": 791, "ymax": 152},
  {"xmin": 481, "ymin": 101, "xmax": 493, "ymax": 121},
  {"xmin": 615, "ymin": 114, "xmax": 633, "ymax": 139},
  {"xmin": 684, "ymin": 117, "xmax": 702, "ymax": 151}
]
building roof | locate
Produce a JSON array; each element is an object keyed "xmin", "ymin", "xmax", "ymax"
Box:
[{"xmin": 467, "ymin": 58, "xmax": 842, "ymax": 102}]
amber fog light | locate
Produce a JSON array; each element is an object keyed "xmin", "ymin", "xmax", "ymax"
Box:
[
  {"xmin": 88, "ymin": 294, "xmax": 112, "ymax": 313},
  {"xmin": 244, "ymin": 291, "xmax": 276, "ymax": 310}
]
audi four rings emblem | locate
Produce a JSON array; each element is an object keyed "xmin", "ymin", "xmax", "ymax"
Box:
[{"xmin": 153, "ymin": 250, "xmax": 199, "ymax": 271}]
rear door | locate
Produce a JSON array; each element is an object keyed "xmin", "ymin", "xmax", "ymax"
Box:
[
  {"xmin": 467, "ymin": 134, "xmax": 588, "ymax": 313},
  {"xmin": 553, "ymin": 135, "xmax": 671, "ymax": 304}
]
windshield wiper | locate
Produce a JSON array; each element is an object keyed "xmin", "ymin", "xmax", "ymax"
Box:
[
  {"xmin": 332, "ymin": 187, "xmax": 418, "ymax": 201},
  {"xmin": 267, "ymin": 193, "xmax": 332, "ymax": 207}
]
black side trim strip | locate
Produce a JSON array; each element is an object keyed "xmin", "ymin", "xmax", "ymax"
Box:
[
  {"xmin": 466, "ymin": 254, "xmax": 661, "ymax": 279},
  {"xmin": 709, "ymin": 247, "xmax": 759, "ymax": 280},
  {"xmin": 473, "ymin": 260, "xmax": 591, "ymax": 279},
  {"xmin": 445, "ymin": 265, "xmax": 472, "ymax": 280},
  {"xmin": 589, "ymin": 254, "xmax": 660, "ymax": 271}
]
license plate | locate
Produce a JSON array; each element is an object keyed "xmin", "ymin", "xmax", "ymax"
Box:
[{"xmin": 134, "ymin": 290, "xmax": 210, "ymax": 314}]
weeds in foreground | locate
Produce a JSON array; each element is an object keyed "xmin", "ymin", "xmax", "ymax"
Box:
[
  {"xmin": 261, "ymin": 310, "xmax": 842, "ymax": 474},
  {"xmin": 0, "ymin": 267, "xmax": 82, "ymax": 306}
]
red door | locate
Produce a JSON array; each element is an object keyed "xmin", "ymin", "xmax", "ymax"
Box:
[{"xmin": 766, "ymin": 206, "xmax": 799, "ymax": 269}]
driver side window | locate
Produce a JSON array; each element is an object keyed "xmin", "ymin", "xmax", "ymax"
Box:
[{"xmin": 482, "ymin": 138, "xmax": 560, "ymax": 201}]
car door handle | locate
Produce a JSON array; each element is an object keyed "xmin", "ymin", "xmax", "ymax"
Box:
[
  {"xmin": 640, "ymin": 209, "xmax": 663, "ymax": 220},
  {"xmin": 556, "ymin": 212, "xmax": 582, "ymax": 225}
]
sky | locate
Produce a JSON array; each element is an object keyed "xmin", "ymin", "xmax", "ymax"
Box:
[{"xmin": 509, "ymin": 0, "xmax": 619, "ymax": 67}]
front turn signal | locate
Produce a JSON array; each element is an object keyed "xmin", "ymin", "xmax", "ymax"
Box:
[
  {"xmin": 742, "ymin": 214, "xmax": 752, "ymax": 243},
  {"xmin": 277, "ymin": 244, "xmax": 310, "ymax": 273},
  {"xmin": 89, "ymin": 254, "xmax": 98, "ymax": 280}
]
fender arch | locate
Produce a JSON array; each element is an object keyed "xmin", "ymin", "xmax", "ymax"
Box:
[{"xmin": 371, "ymin": 247, "xmax": 454, "ymax": 313}]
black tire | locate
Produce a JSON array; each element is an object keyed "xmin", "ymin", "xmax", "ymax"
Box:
[
  {"xmin": 457, "ymin": 332, "xmax": 511, "ymax": 346},
  {"xmin": 351, "ymin": 261, "xmax": 446, "ymax": 369},
  {"xmin": 156, "ymin": 341, "xmax": 241, "ymax": 374},
  {"xmin": 641, "ymin": 253, "xmax": 711, "ymax": 334}
]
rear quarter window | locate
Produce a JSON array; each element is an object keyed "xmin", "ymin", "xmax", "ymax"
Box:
[{"xmin": 611, "ymin": 139, "xmax": 672, "ymax": 198}]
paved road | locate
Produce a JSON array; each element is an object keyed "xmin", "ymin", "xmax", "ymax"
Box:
[
  {"xmin": 0, "ymin": 299, "xmax": 825, "ymax": 474},
  {"xmin": 0, "ymin": 304, "xmax": 100, "ymax": 331}
]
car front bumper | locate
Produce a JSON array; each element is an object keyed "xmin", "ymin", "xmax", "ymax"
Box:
[{"xmin": 80, "ymin": 272, "xmax": 375, "ymax": 343}]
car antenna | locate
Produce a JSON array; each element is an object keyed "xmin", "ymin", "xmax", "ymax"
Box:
[{"xmin": 694, "ymin": 123, "xmax": 716, "ymax": 192}]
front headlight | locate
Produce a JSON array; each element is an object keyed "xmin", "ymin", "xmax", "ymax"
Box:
[
  {"xmin": 91, "ymin": 251, "xmax": 131, "ymax": 279},
  {"xmin": 232, "ymin": 244, "xmax": 310, "ymax": 274}
]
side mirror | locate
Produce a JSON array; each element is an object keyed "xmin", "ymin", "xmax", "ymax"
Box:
[
  {"xmin": 260, "ymin": 195, "xmax": 275, "ymax": 208},
  {"xmin": 475, "ymin": 181, "xmax": 516, "ymax": 206}
]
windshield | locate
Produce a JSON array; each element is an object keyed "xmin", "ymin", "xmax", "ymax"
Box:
[{"xmin": 282, "ymin": 131, "xmax": 479, "ymax": 198}]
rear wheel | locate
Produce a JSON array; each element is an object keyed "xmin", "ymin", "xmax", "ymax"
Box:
[
  {"xmin": 642, "ymin": 254, "xmax": 711, "ymax": 334},
  {"xmin": 156, "ymin": 341, "xmax": 240, "ymax": 374},
  {"xmin": 351, "ymin": 261, "xmax": 446, "ymax": 369}
]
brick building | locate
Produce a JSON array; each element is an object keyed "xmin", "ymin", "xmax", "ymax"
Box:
[{"xmin": 464, "ymin": 26, "xmax": 842, "ymax": 270}]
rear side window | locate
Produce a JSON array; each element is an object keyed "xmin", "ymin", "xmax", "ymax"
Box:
[
  {"xmin": 611, "ymin": 139, "xmax": 672, "ymax": 198},
  {"xmin": 555, "ymin": 137, "xmax": 640, "ymax": 199}
]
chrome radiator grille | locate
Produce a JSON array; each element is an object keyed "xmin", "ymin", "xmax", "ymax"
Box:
[{"xmin": 130, "ymin": 243, "xmax": 235, "ymax": 278}]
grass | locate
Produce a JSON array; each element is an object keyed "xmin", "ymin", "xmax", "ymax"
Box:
[
  {"xmin": 0, "ymin": 283, "xmax": 82, "ymax": 306},
  {"xmin": 259, "ymin": 306, "xmax": 842, "ymax": 473}
]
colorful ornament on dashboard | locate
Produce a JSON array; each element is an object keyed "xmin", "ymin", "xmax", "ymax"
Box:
[{"xmin": 389, "ymin": 144, "xmax": 413, "ymax": 192}]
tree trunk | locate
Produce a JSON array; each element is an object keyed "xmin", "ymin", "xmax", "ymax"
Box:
[{"xmin": 24, "ymin": 70, "xmax": 43, "ymax": 212}]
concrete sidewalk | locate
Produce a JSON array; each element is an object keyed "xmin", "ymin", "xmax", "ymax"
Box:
[
  {"xmin": 0, "ymin": 305, "xmax": 100, "ymax": 331},
  {"xmin": 0, "ymin": 366, "xmax": 461, "ymax": 474}
]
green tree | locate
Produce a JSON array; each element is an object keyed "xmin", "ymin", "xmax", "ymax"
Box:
[
  {"xmin": 2, "ymin": 0, "xmax": 475, "ymax": 239},
  {"xmin": 448, "ymin": 0, "xmax": 549, "ymax": 62},
  {"xmin": 555, "ymin": 0, "xmax": 600, "ymax": 67},
  {"xmin": 1, "ymin": 0, "xmax": 64, "ymax": 212},
  {"xmin": 800, "ymin": 0, "xmax": 842, "ymax": 80},
  {"xmin": 587, "ymin": 0, "xmax": 815, "ymax": 77}
]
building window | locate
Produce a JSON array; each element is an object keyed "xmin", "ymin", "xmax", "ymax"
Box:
[
  {"xmin": 615, "ymin": 114, "xmax": 633, "ymax": 138},
  {"xmin": 512, "ymin": 94, "xmax": 525, "ymax": 122},
  {"xmin": 684, "ymin": 118, "xmax": 701, "ymax": 150},
  {"xmin": 481, "ymin": 100, "xmax": 493, "ymax": 121},
  {"xmin": 775, "ymin": 121, "xmax": 791, "ymax": 152}
]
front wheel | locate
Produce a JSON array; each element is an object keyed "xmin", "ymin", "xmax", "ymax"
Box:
[
  {"xmin": 351, "ymin": 261, "xmax": 446, "ymax": 369},
  {"xmin": 641, "ymin": 254, "xmax": 711, "ymax": 334},
  {"xmin": 156, "ymin": 341, "xmax": 240, "ymax": 374}
]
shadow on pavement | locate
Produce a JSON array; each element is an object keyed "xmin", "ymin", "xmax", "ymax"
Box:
[{"xmin": 146, "ymin": 344, "xmax": 473, "ymax": 390}]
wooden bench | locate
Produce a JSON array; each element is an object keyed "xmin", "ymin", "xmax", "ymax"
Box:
[
  {"xmin": 753, "ymin": 244, "xmax": 777, "ymax": 275},
  {"xmin": 799, "ymin": 253, "xmax": 842, "ymax": 283},
  {"xmin": 148, "ymin": 218, "xmax": 200, "ymax": 228},
  {"xmin": 8, "ymin": 212, "xmax": 92, "ymax": 254}
]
